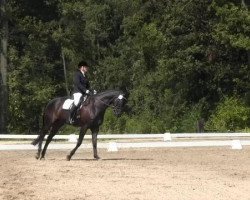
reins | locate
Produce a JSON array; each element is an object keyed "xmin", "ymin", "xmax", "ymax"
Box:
[
  {"xmin": 94, "ymin": 94, "xmax": 126, "ymax": 108},
  {"xmin": 95, "ymin": 96, "xmax": 116, "ymax": 108}
]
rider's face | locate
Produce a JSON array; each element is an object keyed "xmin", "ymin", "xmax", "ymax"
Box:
[{"xmin": 81, "ymin": 66, "xmax": 89, "ymax": 73}]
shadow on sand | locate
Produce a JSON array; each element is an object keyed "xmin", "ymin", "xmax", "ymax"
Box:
[{"xmin": 70, "ymin": 158, "xmax": 153, "ymax": 161}]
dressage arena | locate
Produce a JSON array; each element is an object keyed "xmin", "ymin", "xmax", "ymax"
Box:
[{"xmin": 0, "ymin": 135, "xmax": 250, "ymax": 200}]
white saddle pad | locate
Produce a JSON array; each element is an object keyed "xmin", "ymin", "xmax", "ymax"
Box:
[{"xmin": 62, "ymin": 99, "xmax": 74, "ymax": 110}]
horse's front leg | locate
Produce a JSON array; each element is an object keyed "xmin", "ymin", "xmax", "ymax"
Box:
[
  {"xmin": 91, "ymin": 127, "xmax": 100, "ymax": 159},
  {"xmin": 67, "ymin": 127, "xmax": 87, "ymax": 161}
]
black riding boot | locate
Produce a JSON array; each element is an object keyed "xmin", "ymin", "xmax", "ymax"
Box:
[{"xmin": 69, "ymin": 104, "xmax": 78, "ymax": 124}]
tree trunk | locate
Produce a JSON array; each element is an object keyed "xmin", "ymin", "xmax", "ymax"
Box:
[
  {"xmin": 242, "ymin": 0, "xmax": 246, "ymax": 7},
  {"xmin": 62, "ymin": 50, "xmax": 70, "ymax": 96},
  {"xmin": 0, "ymin": 0, "xmax": 8, "ymax": 134}
]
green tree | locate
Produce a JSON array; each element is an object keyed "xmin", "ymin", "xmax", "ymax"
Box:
[
  {"xmin": 7, "ymin": 0, "xmax": 63, "ymax": 133},
  {"xmin": 4, "ymin": 0, "xmax": 250, "ymax": 133}
]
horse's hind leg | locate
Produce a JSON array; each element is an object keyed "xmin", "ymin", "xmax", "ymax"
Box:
[
  {"xmin": 91, "ymin": 127, "xmax": 100, "ymax": 159},
  {"xmin": 33, "ymin": 125, "xmax": 51, "ymax": 159},
  {"xmin": 36, "ymin": 140, "xmax": 43, "ymax": 159},
  {"xmin": 37, "ymin": 131, "xmax": 47, "ymax": 159},
  {"xmin": 67, "ymin": 127, "xmax": 87, "ymax": 161},
  {"xmin": 40, "ymin": 122, "xmax": 63, "ymax": 159}
]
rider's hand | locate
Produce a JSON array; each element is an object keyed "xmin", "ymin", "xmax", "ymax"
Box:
[
  {"xmin": 93, "ymin": 90, "xmax": 97, "ymax": 95},
  {"xmin": 86, "ymin": 90, "xmax": 90, "ymax": 94}
]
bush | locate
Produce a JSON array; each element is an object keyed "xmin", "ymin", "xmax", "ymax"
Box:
[
  {"xmin": 174, "ymin": 104, "xmax": 203, "ymax": 133},
  {"xmin": 206, "ymin": 97, "xmax": 250, "ymax": 132},
  {"xmin": 100, "ymin": 109, "xmax": 166, "ymax": 134}
]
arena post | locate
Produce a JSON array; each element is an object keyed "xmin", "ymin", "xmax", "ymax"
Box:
[
  {"xmin": 68, "ymin": 134, "xmax": 77, "ymax": 143},
  {"xmin": 231, "ymin": 140, "xmax": 242, "ymax": 150},
  {"xmin": 107, "ymin": 142, "xmax": 118, "ymax": 152},
  {"xmin": 163, "ymin": 132, "xmax": 171, "ymax": 141}
]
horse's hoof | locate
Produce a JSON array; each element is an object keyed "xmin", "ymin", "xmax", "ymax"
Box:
[
  {"xmin": 35, "ymin": 155, "xmax": 40, "ymax": 160},
  {"xmin": 94, "ymin": 156, "xmax": 100, "ymax": 160},
  {"xmin": 66, "ymin": 155, "xmax": 71, "ymax": 161},
  {"xmin": 40, "ymin": 157, "xmax": 45, "ymax": 160}
]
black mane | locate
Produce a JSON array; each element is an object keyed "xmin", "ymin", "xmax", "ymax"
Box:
[{"xmin": 95, "ymin": 90, "xmax": 122, "ymax": 99}]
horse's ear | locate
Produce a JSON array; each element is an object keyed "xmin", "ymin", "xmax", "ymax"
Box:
[
  {"xmin": 125, "ymin": 93, "xmax": 129, "ymax": 101},
  {"xmin": 121, "ymin": 90, "xmax": 129, "ymax": 99}
]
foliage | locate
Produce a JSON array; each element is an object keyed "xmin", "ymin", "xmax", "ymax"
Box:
[
  {"xmin": 212, "ymin": 1, "xmax": 250, "ymax": 50},
  {"xmin": 4, "ymin": 0, "xmax": 250, "ymax": 133},
  {"xmin": 206, "ymin": 97, "xmax": 250, "ymax": 132},
  {"xmin": 174, "ymin": 103, "xmax": 204, "ymax": 133},
  {"xmin": 100, "ymin": 109, "xmax": 166, "ymax": 134}
]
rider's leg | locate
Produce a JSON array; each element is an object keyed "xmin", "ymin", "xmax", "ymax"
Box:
[{"xmin": 69, "ymin": 93, "xmax": 82, "ymax": 124}]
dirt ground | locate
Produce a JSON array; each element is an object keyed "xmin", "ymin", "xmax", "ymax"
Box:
[{"xmin": 0, "ymin": 147, "xmax": 250, "ymax": 200}]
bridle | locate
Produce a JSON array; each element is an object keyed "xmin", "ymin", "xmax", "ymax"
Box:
[{"xmin": 95, "ymin": 94, "xmax": 126, "ymax": 109}]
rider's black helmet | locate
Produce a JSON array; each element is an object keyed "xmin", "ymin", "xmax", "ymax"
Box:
[{"xmin": 78, "ymin": 61, "xmax": 89, "ymax": 68}]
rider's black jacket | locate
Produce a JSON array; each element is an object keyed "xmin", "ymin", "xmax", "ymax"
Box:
[{"xmin": 73, "ymin": 70, "xmax": 90, "ymax": 94}]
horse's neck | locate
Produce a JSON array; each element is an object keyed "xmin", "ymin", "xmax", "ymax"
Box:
[
  {"xmin": 93, "ymin": 90, "xmax": 120, "ymax": 111},
  {"xmin": 88, "ymin": 96, "xmax": 112, "ymax": 121},
  {"xmin": 96, "ymin": 91, "xmax": 118, "ymax": 105},
  {"xmin": 94, "ymin": 93, "xmax": 117, "ymax": 111},
  {"xmin": 99, "ymin": 95, "xmax": 114, "ymax": 105}
]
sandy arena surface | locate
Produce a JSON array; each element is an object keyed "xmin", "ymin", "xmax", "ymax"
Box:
[{"xmin": 0, "ymin": 147, "xmax": 250, "ymax": 200}]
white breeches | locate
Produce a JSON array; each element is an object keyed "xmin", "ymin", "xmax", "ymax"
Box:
[{"xmin": 73, "ymin": 93, "xmax": 82, "ymax": 106}]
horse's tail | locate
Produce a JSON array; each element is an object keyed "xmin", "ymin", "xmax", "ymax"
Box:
[
  {"xmin": 31, "ymin": 112, "xmax": 46, "ymax": 146},
  {"xmin": 31, "ymin": 97, "xmax": 65, "ymax": 146}
]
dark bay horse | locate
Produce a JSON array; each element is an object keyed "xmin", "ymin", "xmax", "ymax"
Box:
[{"xmin": 32, "ymin": 90, "xmax": 126, "ymax": 161}]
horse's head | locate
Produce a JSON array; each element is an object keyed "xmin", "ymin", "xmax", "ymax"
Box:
[
  {"xmin": 94, "ymin": 90, "xmax": 127, "ymax": 117},
  {"xmin": 112, "ymin": 94, "xmax": 126, "ymax": 117}
]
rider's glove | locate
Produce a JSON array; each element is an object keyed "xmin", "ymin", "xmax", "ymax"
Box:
[
  {"xmin": 93, "ymin": 90, "xmax": 97, "ymax": 95},
  {"xmin": 86, "ymin": 90, "xmax": 90, "ymax": 94}
]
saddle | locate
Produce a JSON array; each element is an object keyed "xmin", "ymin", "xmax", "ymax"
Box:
[
  {"xmin": 62, "ymin": 96, "xmax": 90, "ymax": 110},
  {"xmin": 62, "ymin": 99, "xmax": 74, "ymax": 110}
]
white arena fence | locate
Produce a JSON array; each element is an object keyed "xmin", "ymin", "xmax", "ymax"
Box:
[
  {"xmin": 1, "ymin": 132, "xmax": 250, "ymax": 140},
  {"xmin": 0, "ymin": 133, "xmax": 250, "ymax": 151}
]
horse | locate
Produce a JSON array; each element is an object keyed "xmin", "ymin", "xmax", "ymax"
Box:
[{"xmin": 31, "ymin": 90, "xmax": 126, "ymax": 161}]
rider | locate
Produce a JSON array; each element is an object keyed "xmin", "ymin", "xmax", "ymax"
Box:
[{"xmin": 69, "ymin": 61, "xmax": 90, "ymax": 124}]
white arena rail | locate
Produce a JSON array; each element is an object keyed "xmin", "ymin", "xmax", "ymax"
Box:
[
  {"xmin": 0, "ymin": 133, "xmax": 250, "ymax": 151},
  {"xmin": 0, "ymin": 140, "xmax": 250, "ymax": 151},
  {"xmin": 171, "ymin": 133, "xmax": 250, "ymax": 138},
  {"xmin": 0, "ymin": 132, "xmax": 250, "ymax": 140}
]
